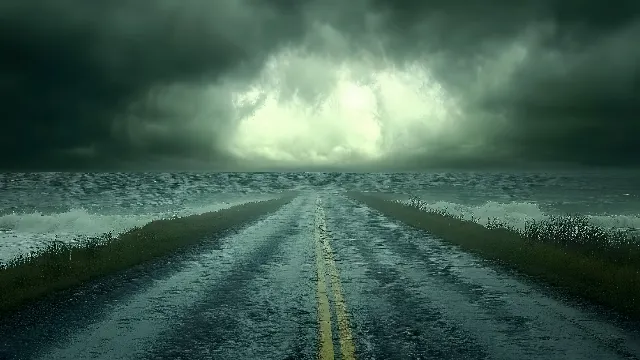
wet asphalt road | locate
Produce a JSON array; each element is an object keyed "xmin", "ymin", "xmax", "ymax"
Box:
[{"xmin": 2, "ymin": 193, "xmax": 640, "ymax": 359}]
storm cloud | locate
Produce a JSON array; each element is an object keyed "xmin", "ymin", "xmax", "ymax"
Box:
[{"xmin": 1, "ymin": 0, "xmax": 638, "ymax": 170}]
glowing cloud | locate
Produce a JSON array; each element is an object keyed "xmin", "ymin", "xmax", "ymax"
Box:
[{"xmin": 228, "ymin": 48, "xmax": 464, "ymax": 167}]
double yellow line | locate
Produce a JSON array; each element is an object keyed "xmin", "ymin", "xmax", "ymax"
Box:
[{"xmin": 315, "ymin": 198, "xmax": 356, "ymax": 360}]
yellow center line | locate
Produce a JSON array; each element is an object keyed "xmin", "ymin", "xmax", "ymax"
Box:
[
  {"xmin": 315, "ymin": 219, "xmax": 335, "ymax": 360},
  {"xmin": 315, "ymin": 198, "xmax": 357, "ymax": 360}
]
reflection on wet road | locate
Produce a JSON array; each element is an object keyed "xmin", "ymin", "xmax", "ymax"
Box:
[{"xmin": 2, "ymin": 193, "xmax": 640, "ymax": 359}]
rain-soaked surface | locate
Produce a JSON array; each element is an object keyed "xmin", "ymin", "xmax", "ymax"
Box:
[{"xmin": 2, "ymin": 192, "xmax": 640, "ymax": 359}]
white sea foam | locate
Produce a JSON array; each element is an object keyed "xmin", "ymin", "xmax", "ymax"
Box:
[
  {"xmin": 0, "ymin": 195, "xmax": 277, "ymax": 264},
  {"xmin": 398, "ymin": 198, "xmax": 640, "ymax": 232}
]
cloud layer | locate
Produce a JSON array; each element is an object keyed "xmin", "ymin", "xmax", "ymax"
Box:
[{"xmin": 1, "ymin": 0, "xmax": 638, "ymax": 170}]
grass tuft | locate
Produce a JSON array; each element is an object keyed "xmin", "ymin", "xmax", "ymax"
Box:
[
  {"xmin": 402, "ymin": 195, "xmax": 640, "ymax": 266},
  {"xmin": 351, "ymin": 192, "xmax": 640, "ymax": 319},
  {"xmin": 0, "ymin": 196, "xmax": 293, "ymax": 315}
]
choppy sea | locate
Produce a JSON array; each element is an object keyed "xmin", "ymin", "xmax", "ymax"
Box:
[{"xmin": 1, "ymin": 171, "xmax": 639, "ymax": 264}]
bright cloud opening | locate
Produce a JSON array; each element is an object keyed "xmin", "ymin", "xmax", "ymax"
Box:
[{"xmin": 227, "ymin": 48, "xmax": 464, "ymax": 167}]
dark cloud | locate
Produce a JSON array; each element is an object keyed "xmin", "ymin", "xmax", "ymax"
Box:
[
  {"xmin": 477, "ymin": 20, "xmax": 640, "ymax": 166},
  {"xmin": 1, "ymin": 0, "xmax": 638, "ymax": 170},
  {"xmin": 363, "ymin": 0, "xmax": 640, "ymax": 167},
  {"xmin": 0, "ymin": 0, "xmax": 309, "ymax": 169}
]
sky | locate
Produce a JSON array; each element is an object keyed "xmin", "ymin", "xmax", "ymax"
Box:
[{"xmin": 1, "ymin": 0, "xmax": 638, "ymax": 171}]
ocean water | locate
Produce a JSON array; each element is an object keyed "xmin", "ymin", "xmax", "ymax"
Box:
[{"xmin": 1, "ymin": 171, "xmax": 639, "ymax": 264}]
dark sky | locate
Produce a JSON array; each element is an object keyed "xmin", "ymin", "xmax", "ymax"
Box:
[{"xmin": 1, "ymin": 0, "xmax": 638, "ymax": 171}]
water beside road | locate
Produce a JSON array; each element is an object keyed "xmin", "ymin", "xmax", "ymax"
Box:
[
  {"xmin": 2, "ymin": 192, "xmax": 640, "ymax": 360},
  {"xmin": 2, "ymin": 171, "xmax": 640, "ymax": 264}
]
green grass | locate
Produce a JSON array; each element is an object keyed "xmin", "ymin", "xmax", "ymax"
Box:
[
  {"xmin": 403, "ymin": 196, "xmax": 640, "ymax": 266},
  {"xmin": 350, "ymin": 192, "xmax": 640, "ymax": 319},
  {"xmin": 0, "ymin": 196, "xmax": 293, "ymax": 315}
]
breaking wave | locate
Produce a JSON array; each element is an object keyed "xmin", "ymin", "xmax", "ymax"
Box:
[
  {"xmin": 0, "ymin": 197, "xmax": 275, "ymax": 264},
  {"xmin": 398, "ymin": 197, "xmax": 640, "ymax": 233}
]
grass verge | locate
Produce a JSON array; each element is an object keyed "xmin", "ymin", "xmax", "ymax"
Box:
[
  {"xmin": 0, "ymin": 195, "xmax": 294, "ymax": 315},
  {"xmin": 349, "ymin": 192, "xmax": 640, "ymax": 319}
]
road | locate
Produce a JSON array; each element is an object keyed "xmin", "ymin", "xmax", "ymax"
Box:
[{"xmin": 2, "ymin": 193, "xmax": 640, "ymax": 359}]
